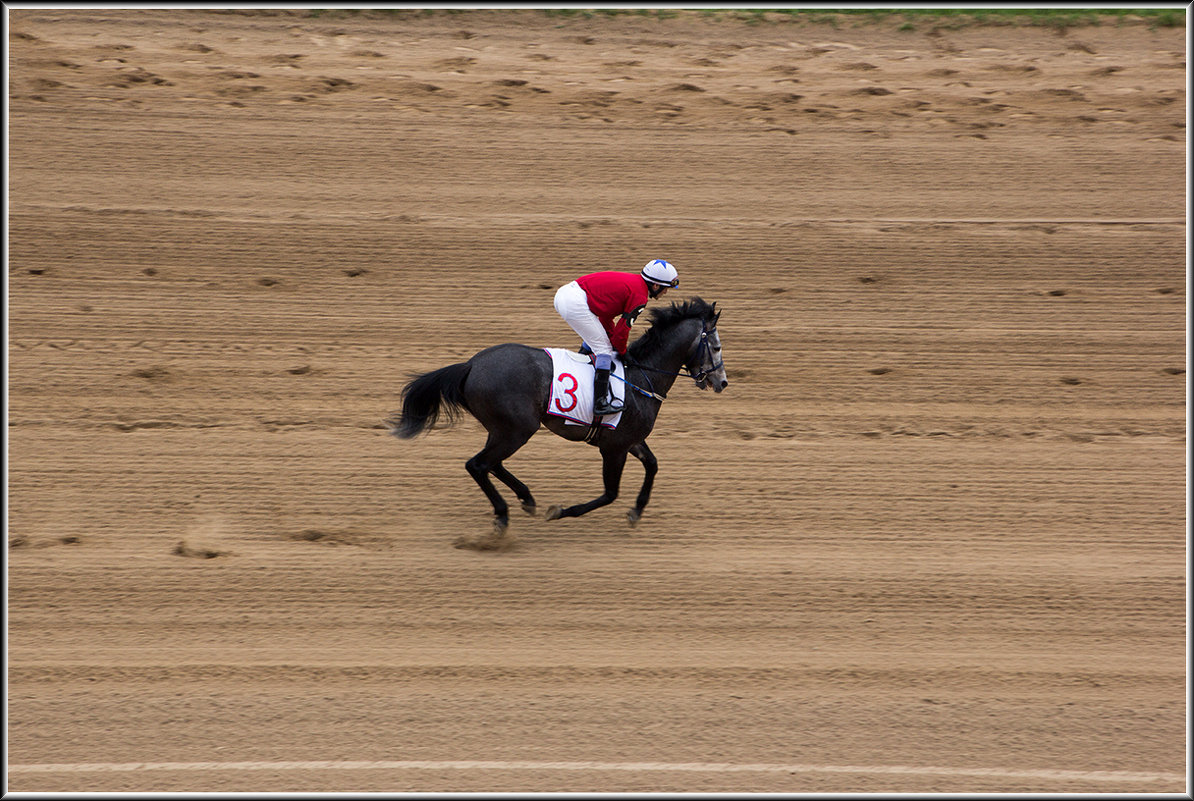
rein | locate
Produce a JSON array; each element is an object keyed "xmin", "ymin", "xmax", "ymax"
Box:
[{"xmin": 612, "ymin": 371, "xmax": 667, "ymax": 402}]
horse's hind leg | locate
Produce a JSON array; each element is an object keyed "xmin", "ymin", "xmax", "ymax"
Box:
[
  {"xmin": 465, "ymin": 431, "xmax": 534, "ymax": 532},
  {"xmin": 626, "ymin": 441, "xmax": 658, "ymax": 527},
  {"xmin": 492, "ymin": 465, "xmax": 537, "ymax": 517}
]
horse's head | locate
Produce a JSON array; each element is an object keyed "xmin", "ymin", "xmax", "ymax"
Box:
[
  {"xmin": 686, "ymin": 305, "xmax": 727, "ymax": 393},
  {"xmin": 628, "ymin": 297, "xmax": 728, "ymax": 393}
]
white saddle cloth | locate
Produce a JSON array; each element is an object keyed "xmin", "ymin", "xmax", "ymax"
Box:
[{"xmin": 543, "ymin": 348, "xmax": 627, "ymax": 429}]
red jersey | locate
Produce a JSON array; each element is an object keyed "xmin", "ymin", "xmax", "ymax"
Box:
[{"xmin": 576, "ymin": 271, "xmax": 650, "ymax": 354}]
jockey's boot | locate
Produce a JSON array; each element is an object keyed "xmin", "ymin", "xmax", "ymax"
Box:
[{"xmin": 593, "ymin": 366, "xmax": 623, "ymax": 417}]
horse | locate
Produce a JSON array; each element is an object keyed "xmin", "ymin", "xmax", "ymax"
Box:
[{"xmin": 387, "ymin": 297, "xmax": 727, "ymax": 540}]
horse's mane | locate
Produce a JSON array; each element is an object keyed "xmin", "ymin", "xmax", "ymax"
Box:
[{"xmin": 627, "ymin": 297, "xmax": 718, "ymax": 361}]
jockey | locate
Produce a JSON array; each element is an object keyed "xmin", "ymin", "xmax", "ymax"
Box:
[{"xmin": 553, "ymin": 259, "xmax": 680, "ymax": 416}]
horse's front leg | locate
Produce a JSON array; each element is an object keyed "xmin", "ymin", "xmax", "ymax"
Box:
[
  {"xmin": 625, "ymin": 441, "xmax": 657, "ymax": 527},
  {"xmin": 546, "ymin": 448, "xmax": 628, "ymax": 521}
]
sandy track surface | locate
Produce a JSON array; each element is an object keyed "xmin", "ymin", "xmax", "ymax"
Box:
[{"xmin": 7, "ymin": 9, "xmax": 1186, "ymax": 793}]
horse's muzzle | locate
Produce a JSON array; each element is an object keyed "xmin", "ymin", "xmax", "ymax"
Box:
[{"xmin": 714, "ymin": 379, "xmax": 727, "ymax": 393}]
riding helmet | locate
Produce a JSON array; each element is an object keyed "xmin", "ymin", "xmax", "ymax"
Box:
[{"xmin": 641, "ymin": 259, "xmax": 679, "ymax": 288}]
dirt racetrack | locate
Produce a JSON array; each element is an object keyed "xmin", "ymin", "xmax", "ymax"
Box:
[{"xmin": 6, "ymin": 8, "xmax": 1187, "ymax": 794}]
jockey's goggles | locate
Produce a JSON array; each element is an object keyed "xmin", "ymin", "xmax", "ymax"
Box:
[{"xmin": 645, "ymin": 276, "xmax": 679, "ymax": 288}]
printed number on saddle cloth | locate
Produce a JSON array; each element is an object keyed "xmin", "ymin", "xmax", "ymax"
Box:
[{"xmin": 554, "ymin": 372, "xmax": 580, "ymax": 414}]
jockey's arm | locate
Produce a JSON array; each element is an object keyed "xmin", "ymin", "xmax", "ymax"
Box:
[{"xmin": 610, "ymin": 303, "xmax": 646, "ymax": 354}]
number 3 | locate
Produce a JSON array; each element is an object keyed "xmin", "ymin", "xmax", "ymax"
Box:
[{"xmin": 555, "ymin": 372, "xmax": 579, "ymax": 412}]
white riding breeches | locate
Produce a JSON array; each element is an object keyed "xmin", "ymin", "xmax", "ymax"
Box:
[{"xmin": 554, "ymin": 280, "xmax": 616, "ymax": 357}]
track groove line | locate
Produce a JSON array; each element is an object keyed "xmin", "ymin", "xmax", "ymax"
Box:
[{"xmin": 8, "ymin": 759, "xmax": 1185, "ymax": 784}]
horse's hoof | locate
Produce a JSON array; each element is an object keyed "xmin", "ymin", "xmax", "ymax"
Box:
[
  {"xmin": 627, "ymin": 508, "xmax": 642, "ymax": 527},
  {"xmin": 521, "ymin": 502, "xmax": 537, "ymax": 517},
  {"xmin": 493, "ymin": 517, "xmax": 509, "ymax": 534},
  {"xmin": 545, "ymin": 505, "xmax": 563, "ymax": 521}
]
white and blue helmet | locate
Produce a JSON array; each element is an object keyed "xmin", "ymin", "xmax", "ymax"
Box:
[{"xmin": 641, "ymin": 259, "xmax": 679, "ymax": 288}]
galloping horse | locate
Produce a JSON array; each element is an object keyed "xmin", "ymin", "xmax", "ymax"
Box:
[{"xmin": 388, "ymin": 298, "xmax": 727, "ymax": 536}]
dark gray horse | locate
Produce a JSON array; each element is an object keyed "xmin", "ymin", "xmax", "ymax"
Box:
[{"xmin": 388, "ymin": 297, "xmax": 727, "ymax": 536}]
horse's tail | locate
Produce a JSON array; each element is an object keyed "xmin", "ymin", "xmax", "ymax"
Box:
[{"xmin": 387, "ymin": 361, "xmax": 472, "ymax": 439}]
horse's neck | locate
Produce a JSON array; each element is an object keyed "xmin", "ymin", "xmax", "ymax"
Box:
[{"xmin": 634, "ymin": 322, "xmax": 697, "ymax": 395}]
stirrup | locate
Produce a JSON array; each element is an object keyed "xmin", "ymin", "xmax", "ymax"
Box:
[{"xmin": 594, "ymin": 398, "xmax": 624, "ymax": 416}]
